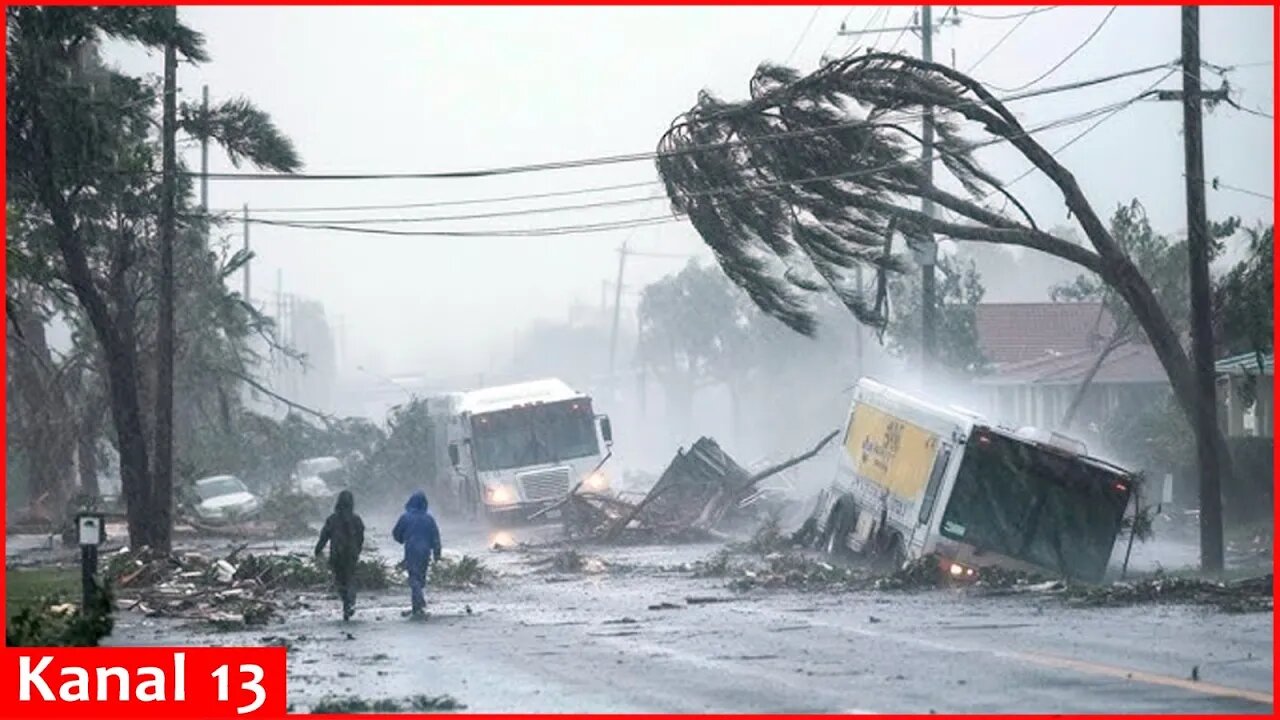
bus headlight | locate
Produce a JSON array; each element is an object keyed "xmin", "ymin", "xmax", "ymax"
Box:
[
  {"xmin": 486, "ymin": 483, "xmax": 516, "ymax": 505},
  {"xmin": 583, "ymin": 471, "xmax": 609, "ymax": 492}
]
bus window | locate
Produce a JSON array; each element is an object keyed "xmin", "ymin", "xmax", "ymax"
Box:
[{"xmin": 917, "ymin": 444, "xmax": 952, "ymax": 525}]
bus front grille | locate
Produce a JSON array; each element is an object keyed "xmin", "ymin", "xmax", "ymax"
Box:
[{"xmin": 518, "ymin": 467, "xmax": 571, "ymax": 501}]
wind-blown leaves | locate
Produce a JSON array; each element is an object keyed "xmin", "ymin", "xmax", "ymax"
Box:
[
  {"xmin": 656, "ymin": 52, "xmax": 1057, "ymax": 336},
  {"xmin": 180, "ymin": 97, "xmax": 302, "ymax": 172}
]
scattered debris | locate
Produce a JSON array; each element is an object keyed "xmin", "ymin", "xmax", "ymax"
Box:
[
  {"xmin": 648, "ymin": 602, "xmax": 683, "ymax": 611},
  {"xmin": 430, "ymin": 555, "xmax": 492, "ymax": 590},
  {"xmin": 102, "ymin": 546, "xmax": 398, "ymax": 629},
  {"xmin": 558, "ymin": 432, "xmax": 836, "ymax": 544},
  {"xmin": 1061, "ymin": 573, "xmax": 1273, "ymax": 613},
  {"xmin": 685, "ymin": 596, "xmax": 734, "ymax": 605},
  {"xmin": 528, "ymin": 549, "xmax": 610, "ymax": 575},
  {"xmin": 737, "ymin": 515, "xmax": 795, "ymax": 555},
  {"xmin": 309, "ymin": 694, "xmax": 465, "ymax": 713}
]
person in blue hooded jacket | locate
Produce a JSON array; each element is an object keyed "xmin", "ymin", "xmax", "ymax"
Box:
[{"xmin": 392, "ymin": 490, "xmax": 442, "ymax": 619}]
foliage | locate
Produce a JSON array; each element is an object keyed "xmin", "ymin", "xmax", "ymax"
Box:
[
  {"xmin": 653, "ymin": 53, "xmax": 1244, "ymax": 525},
  {"xmin": 636, "ymin": 261, "xmax": 751, "ymax": 387},
  {"xmin": 887, "ymin": 249, "xmax": 988, "ymax": 375},
  {"xmin": 1051, "ymin": 200, "xmax": 1236, "ymax": 344},
  {"xmin": 6, "ymin": 7, "xmax": 301, "ymax": 551},
  {"xmin": 429, "ymin": 555, "xmax": 491, "ymax": 590},
  {"xmin": 1098, "ymin": 390, "xmax": 1193, "ymax": 476},
  {"xmin": 6, "ymin": 581, "xmax": 114, "ymax": 647},
  {"xmin": 1214, "ymin": 223, "xmax": 1273, "ymax": 368}
]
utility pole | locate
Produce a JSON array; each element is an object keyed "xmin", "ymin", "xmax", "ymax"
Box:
[
  {"xmin": 1152, "ymin": 7, "xmax": 1231, "ymax": 573},
  {"xmin": 153, "ymin": 6, "xmax": 179, "ymax": 552},
  {"xmin": 607, "ymin": 241, "xmax": 629, "ymax": 392},
  {"xmin": 242, "ymin": 204, "xmax": 251, "ymax": 303},
  {"xmin": 918, "ymin": 5, "xmax": 937, "ymax": 377},
  {"xmin": 840, "ymin": 7, "xmax": 957, "ymax": 378},
  {"xmin": 1179, "ymin": 6, "xmax": 1224, "ymax": 573}
]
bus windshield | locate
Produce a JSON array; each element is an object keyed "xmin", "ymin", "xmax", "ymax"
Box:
[
  {"xmin": 471, "ymin": 399, "xmax": 599, "ymax": 472},
  {"xmin": 937, "ymin": 430, "xmax": 1130, "ymax": 582}
]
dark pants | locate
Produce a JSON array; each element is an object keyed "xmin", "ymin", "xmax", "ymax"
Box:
[
  {"xmin": 407, "ymin": 558, "xmax": 429, "ymax": 614},
  {"xmin": 332, "ymin": 559, "xmax": 356, "ymax": 614}
]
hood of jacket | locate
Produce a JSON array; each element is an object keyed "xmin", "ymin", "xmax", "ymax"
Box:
[
  {"xmin": 405, "ymin": 490, "xmax": 428, "ymax": 513},
  {"xmin": 335, "ymin": 489, "xmax": 354, "ymax": 514}
]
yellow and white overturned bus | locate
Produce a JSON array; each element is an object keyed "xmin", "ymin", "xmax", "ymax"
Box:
[{"xmin": 804, "ymin": 378, "xmax": 1136, "ymax": 583}]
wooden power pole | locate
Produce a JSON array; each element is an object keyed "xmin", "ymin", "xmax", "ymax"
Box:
[
  {"xmin": 840, "ymin": 6, "xmax": 957, "ymax": 377},
  {"xmin": 1178, "ymin": 5, "xmax": 1224, "ymax": 573}
]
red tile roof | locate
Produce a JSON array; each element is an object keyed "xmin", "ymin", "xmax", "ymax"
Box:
[
  {"xmin": 975, "ymin": 302, "xmax": 1115, "ymax": 365},
  {"xmin": 974, "ymin": 302, "xmax": 1167, "ymax": 386},
  {"xmin": 974, "ymin": 343, "xmax": 1168, "ymax": 386}
]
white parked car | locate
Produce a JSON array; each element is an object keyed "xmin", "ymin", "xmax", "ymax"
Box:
[
  {"xmin": 292, "ymin": 456, "xmax": 345, "ymax": 499},
  {"xmin": 191, "ymin": 474, "xmax": 261, "ymax": 524}
]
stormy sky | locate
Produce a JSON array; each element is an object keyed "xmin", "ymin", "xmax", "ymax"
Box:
[{"xmin": 105, "ymin": 5, "xmax": 1274, "ymax": 381}]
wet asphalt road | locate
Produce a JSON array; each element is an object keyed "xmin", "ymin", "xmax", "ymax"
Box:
[{"xmin": 99, "ymin": 519, "xmax": 1274, "ymax": 714}]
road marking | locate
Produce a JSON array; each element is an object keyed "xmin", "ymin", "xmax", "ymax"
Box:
[
  {"xmin": 997, "ymin": 648, "xmax": 1274, "ymax": 707},
  {"xmin": 735, "ymin": 605, "xmax": 1273, "ymax": 707}
]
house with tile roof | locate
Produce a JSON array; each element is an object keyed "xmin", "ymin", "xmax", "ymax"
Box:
[{"xmin": 970, "ymin": 302, "xmax": 1169, "ymax": 432}]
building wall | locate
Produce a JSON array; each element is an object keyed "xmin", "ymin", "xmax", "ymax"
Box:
[{"xmin": 1218, "ymin": 374, "xmax": 1274, "ymax": 439}]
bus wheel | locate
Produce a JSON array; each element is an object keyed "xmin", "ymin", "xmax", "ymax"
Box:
[
  {"xmin": 824, "ymin": 499, "xmax": 857, "ymax": 558},
  {"xmin": 874, "ymin": 534, "xmax": 906, "ymax": 573}
]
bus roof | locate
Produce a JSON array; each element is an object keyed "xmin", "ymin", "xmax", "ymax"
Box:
[
  {"xmin": 457, "ymin": 378, "xmax": 584, "ymax": 415},
  {"xmin": 856, "ymin": 377, "xmax": 981, "ymax": 431}
]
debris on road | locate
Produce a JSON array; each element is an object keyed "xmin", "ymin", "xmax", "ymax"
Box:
[
  {"xmin": 704, "ymin": 543, "xmax": 1272, "ymax": 614},
  {"xmin": 557, "ymin": 431, "xmax": 837, "ymax": 544},
  {"xmin": 103, "ymin": 546, "xmax": 398, "ymax": 629},
  {"xmin": 1061, "ymin": 573, "xmax": 1273, "ymax": 613},
  {"xmin": 527, "ymin": 549, "xmax": 610, "ymax": 575},
  {"xmin": 308, "ymin": 694, "xmax": 465, "ymax": 713},
  {"xmin": 430, "ymin": 555, "xmax": 492, "ymax": 590}
]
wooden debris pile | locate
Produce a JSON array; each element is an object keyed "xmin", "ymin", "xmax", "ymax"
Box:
[{"xmin": 541, "ymin": 430, "xmax": 838, "ymax": 544}]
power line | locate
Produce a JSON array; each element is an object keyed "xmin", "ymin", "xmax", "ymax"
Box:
[
  {"xmin": 202, "ymin": 62, "xmax": 1176, "ymax": 219},
  {"xmin": 211, "ymin": 179, "xmax": 657, "ymax": 214},
  {"xmin": 1207, "ymin": 177, "xmax": 1274, "ymax": 201},
  {"xmin": 785, "ymin": 7, "xmax": 823, "ymax": 65},
  {"xmin": 958, "ymin": 7, "xmax": 1059, "ymax": 21},
  {"xmin": 250, "ymin": 215, "xmax": 677, "ymax": 238},
  {"xmin": 1000, "ymin": 67, "xmax": 1177, "ymax": 190},
  {"xmin": 819, "ymin": 7, "xmax": 860, "ymax": 60},
  {"xmin": 1224, "ymin": 97, "xmax": 1274, "ymax": 120},
  {"xmin": 195, "ymin": 61, "xmax": 1176, "ymax": 205},
  {"xmin": 245, "ymin": 93, "xmax": 1163, "ymax": 238},
  {"xmin": 987, "ymin": 6, "xmax": 1119, "ymax": 93},
  {"xmin": 204, "ymin": 192, "xmax": 666, "ymax": 225},
  {"xmin": 882, "ymin": 9, "xmax": 915, "ymax": 56},
  {"xmin": 966, "ymin": 7, "xmax": 1040, "ymax": 73}
]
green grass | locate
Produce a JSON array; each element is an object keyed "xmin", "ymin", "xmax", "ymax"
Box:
[{"xmin": 6, "ymin": 567, "xmax": 80, "ymax": 620}]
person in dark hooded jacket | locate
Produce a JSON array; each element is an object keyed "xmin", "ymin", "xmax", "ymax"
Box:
[
  {"xmin": 314, "ymin": 490, "xmax": 365, "ymax": 621},
  {"xmin": 392, "ymin": 490, "xmax": 441, "ymax": 619}
]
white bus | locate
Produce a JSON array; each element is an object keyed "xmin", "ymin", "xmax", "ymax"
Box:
[
  {"xmin": 804, "ymin": 378, "xmax": 1135, "ymax": 583},
  {"xmin": 438, "ymin": 378, "xmax": 614, "ymax": 525}
]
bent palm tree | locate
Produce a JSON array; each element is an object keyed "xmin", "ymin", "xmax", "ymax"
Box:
[{"xmin": 655, "ymin": 52, "xmax": 1232, "ymax": 567}]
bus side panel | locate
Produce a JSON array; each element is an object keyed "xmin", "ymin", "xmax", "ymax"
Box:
[{"xmin": 844, "ymin": 403, "xmax": 944, "ymax": 539}]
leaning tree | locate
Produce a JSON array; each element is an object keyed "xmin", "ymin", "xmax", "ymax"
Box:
[
  {"xmin": 7, "ymin": 7, "xmax": 301, "ymax": 551},
  {"xmin": 655, "ymin": 52, "xmax": 1234, "ymax": 569}
]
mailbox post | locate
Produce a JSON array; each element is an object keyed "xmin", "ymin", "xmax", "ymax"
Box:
[{"xmin": 75, "ymin": 512, "xmax": 105, "ymax": 610}]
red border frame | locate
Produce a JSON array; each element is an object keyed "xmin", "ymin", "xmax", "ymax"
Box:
[{"xmin": 1, "ymin": 2, "xmax": 1275, "ymax": 718}]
